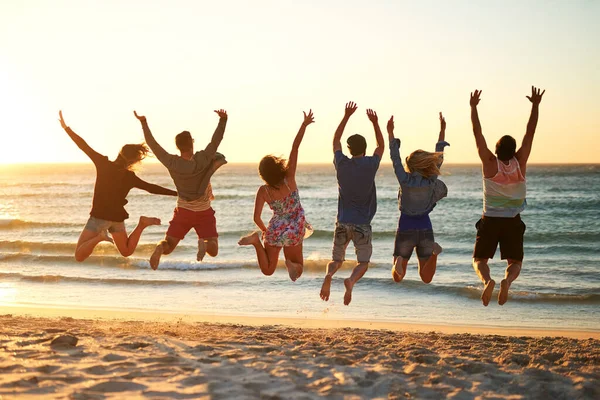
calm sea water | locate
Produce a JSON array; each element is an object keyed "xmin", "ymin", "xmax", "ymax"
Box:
[{"xmin": 0, "ymin": 163, "xmax": 599, "ymax": 330}]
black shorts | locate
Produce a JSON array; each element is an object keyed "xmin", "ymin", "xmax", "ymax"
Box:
[{"xmin": 472, "ymin": 215, "xmax": 526, "ymax": 261}]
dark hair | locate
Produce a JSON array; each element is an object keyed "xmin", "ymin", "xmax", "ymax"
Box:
[
  {"xmin": 347, "ymin": 134, "xmax": 367, "ymax": 156},
  {"xmin": 259, "ymin": 155, "xmax": 287, "ymax": 187},
  {"xmin": 175, "ymin": 131, "xmax": 193, "ymax": 152},
  {"xmin": 495, "ymin": 135, "xmax": 517, "ymax": 161},
  {"xmin": 117, "ymin": 143, "xmax": 150, "ymax": 171}
]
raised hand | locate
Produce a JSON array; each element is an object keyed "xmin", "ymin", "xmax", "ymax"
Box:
[
  {"xmin": 470, "ymin": 90, "xmax": 482, "ymax": 107},
  {"xmin": 366, "ymin": 109, "xmax": 378, "ymax": 123},
  {"xmin": 58, "ymin": 110, "xmax": 68, "ymax": 129},
  {"xmin": 133, "ymin": 110, "xmax": 146, "ymax": 122},
  {"xmin": 214, "ymin": 109, "xmax": 228, "ymax": 119},
  {"xmin": 302, "ymin": 109, "xmax": 315, "ymax": 126},
  {"xmin": 439, "ymin": 112, "xmax": 446, "ymax": 132},
  {"xmin": 526, "ymin": 86, "xmax": 545, "ymax": 105},
  {"xmin": 387, "ymin": 115, "xmax": 394, "ymax": 134},
  {"xmin": 344, "ymin": 101, "xmax": 358, "ymax": 117}
]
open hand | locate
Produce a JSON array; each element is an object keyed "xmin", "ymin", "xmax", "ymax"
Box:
[
  {"xmin": 366, "ymin": 109, "xmax": 378, "ymax": 123},
  {"xmin": 470, "ymin": 90, "xmax": 482, "ymax": 107},
  {"xmin": 214, "ymin": 109, "xmax": 228, "ymax": 119},
  {"xmin": 302, "ymin": 109, "xmax": 315, "ymax": 126},
  {"xmin": 58, "ymin": 110, "xmax": 68, "ymax": 129},
  {"xmin": 439, "ymin": 112, "xmax": 446, "ymax": 132},
  {"xmin": 133, "ymin": 111, "xmax": 146, "ymax": 122},
  {"xmin": 387, "ymin": 115, "xmax": 394, "ymax": 133},
  {"xmin": 344, "ymin": 101, "xmax": 358, "ymax": 117},
  {"xmin": 526, "ymin": 86, "xmax": 545, "ymax": 105}
]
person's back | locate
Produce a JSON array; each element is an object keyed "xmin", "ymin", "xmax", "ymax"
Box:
[
  {"xmin": 335, "ymin": 153, "xmax": 380, "ymax": 225},
  {"xmin": 482, "ymin": 157, "xmax": 526, "ymax": 217}
]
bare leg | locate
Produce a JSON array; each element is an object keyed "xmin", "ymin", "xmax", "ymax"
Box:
[
  {"xmin": 283, "ymin": 243, "xmax": 304, "ymax": 282},
  {"xmin": 344, "ymin": 262, "xmax": 369, "ymax": 305},
  {"xmin": 320, "ymin": 261, "xmax": 342, "ymax": 301},
  {"xmin": 74, "ymin": 229, "xmax": 113, "ymax": 262},
  {"xmin": 111, "ymin": 216, "xmax": 160, "ymax": 257},
  {"xmin": 150, "ymin": 235, "xmax": 180, "ymax": 270},
  {"xmin": 473, "ymin": 258, "xmax": 495, "ymax": 307},
  {"xmin": 392, "ymin": 257, "xmax": 408, "ymax": 283},
  {"xmin": 238, "ymin": 232, "xmax": 280, "ymax": 276},
  {"xmin": 416, "ymin": 242, "xmax": 442, "ymax": 284},
  {"xmin": 205, "ymin": 237, "xmax": 219, "ymax": 257},
  {"xmin": 498, "ymin": 259, "xmax": 522, "ymax": 305},
  {"xmin": 196, "ymin": 239, "xmax": 206, "ymax": 262}
]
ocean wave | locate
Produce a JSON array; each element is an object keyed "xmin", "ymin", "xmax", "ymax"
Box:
[
  {"xmin": 362, "ymin": 277, "xmax": 600, "ymax": 304},
  {"xmin": 0, "ymin": 272, "xmax": 207, "ymax": 287},
  {"xmin": 0, "ymin": 219, "xmax": 80, "ymax": 230}
]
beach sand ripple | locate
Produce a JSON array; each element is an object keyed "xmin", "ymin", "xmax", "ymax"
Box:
[{"xmin": 0, "ymin": 315, "xmax": 598, "ymax": 399}]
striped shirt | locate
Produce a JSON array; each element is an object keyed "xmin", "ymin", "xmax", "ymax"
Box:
[
  {"xmin": 483, "ymin": 158, "xmax": 526, "ymax": 218},
  {"xmin": 176, "ymin": 183, "xmax": 214, "ymax": 212}
]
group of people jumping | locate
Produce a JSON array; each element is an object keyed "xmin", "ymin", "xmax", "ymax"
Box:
[{"xmin": 59, "ymin": 86, "xmax": 545, "ymax": 307}]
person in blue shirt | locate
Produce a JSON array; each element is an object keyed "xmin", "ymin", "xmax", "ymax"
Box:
[
  {"xmin": 320, "ymin": 101, "xmax": 384, "ymax": 305},
  {"xmin": 388, "ymin": 112, "xmax": 450, "ymax": 285}
]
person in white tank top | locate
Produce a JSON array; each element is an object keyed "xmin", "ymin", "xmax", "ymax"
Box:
[{"xmin": 469, "ymin": 86, "xmax": 545, "ymax": 307}]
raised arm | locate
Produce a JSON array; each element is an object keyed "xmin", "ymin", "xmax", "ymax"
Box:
[
  {"xmin": 333, "ymin": 101, "xmax": 357, "ymax": 153},
  {"xmin": 366, "ymin": 109, "xmax": 385, "ymax": 158},
  {"xmin": 470, "ymin": 90, "xmax": 495, "ymax": 169},
  {"xmin": 435, "ymin": 112, "xmax": 451, "ymax": 167},
  {"xmin": 286, "ymin": 109, "xmax": 314, "ymax": 181},
  {"xmin": 387, "ymin": 115, "xmax": 409, "ymax": 184},
  {"xmin": 252, "ymin": 187, "xmax": 268, "ymax": 232},
  {"xmin": 204, "ymin": 109, "xmax": 228, "ymax": 157},
  {"xmin": 516, "ymin": 86, "xmax": 545, "ymax": 174},
  {"xmin": 132, "ymin": 176, "xmax": 178, "ymax": 196},
  {"xmin": 59, "ymin": 111, "xmax": 103, "ymax": 163},
  {"xmin": 133, "ymin": 111, "xmax": 174, "ymax": 166}
]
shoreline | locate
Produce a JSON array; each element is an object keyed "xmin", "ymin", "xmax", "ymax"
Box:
[{"xmin": 2, "ymin": 304, "xmax": 598, "ymax": 339}]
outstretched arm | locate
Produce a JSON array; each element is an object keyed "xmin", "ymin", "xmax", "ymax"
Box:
[
  {"xmin": 435, "ymin": 112, "xmax": 450, "ymax": 167},
  {"xmin": 59, "ymin": 111, "xmax": 103, "ymax": 163},
  {"xmin": 387, "ymin": 115, "xmax": 409, "ymax": 184},
  {"xmin": 286, "ymin": 109, "xmax": 314, "ymax": 181},
  {"xmin": 132, "ymin": 176, "xmax": 178, "ymax": 196},
  {"xmin": 252, "ymin": 187, "xmax": 268, "ymax": 232},
  {"xmin": 204, "ymin": 109, "xmax": 228, "ymax": 157},
  {"xmin": 333, "ymin": 101, "xmax": 357, "ymax": 153},
  {"xmin": 470, "ymin": 90, "xmax": 495, "ymax": 164},
  {"xmin": 366, "ymin": 109, "xmax": 385, "ymax": 158},
  {"xmin": 516, "ymin": 86, "xmax": 545, "ymax": 173},
  {"xmin": 133, "ymin": 111, "xmax": 173, "ymax": 166}
]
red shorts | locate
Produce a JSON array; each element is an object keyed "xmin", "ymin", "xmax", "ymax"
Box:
[{"xmin": 166, "ymin": 207, "xmax": 218, "ymax": 240}]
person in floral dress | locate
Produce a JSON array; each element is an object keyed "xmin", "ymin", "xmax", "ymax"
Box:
[{"xmin": 238, "ymin": 110, "xmax": 314, "ymax": 281}]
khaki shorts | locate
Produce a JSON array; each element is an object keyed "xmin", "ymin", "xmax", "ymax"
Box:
[
  {"xmin": 84, "ymin": 216, "xmax": 126, "ymax": 234},
  {"xmin": 332, "ymin": 223, "xmax": 373, "ymax": 263}
]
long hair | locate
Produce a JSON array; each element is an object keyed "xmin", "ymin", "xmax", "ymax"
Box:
[
  {"xmin": 116, "ymin": 143, "xmax": 150, "ymax": 171},
  {"xmin": 258, "ymin": 155, "xmax": 288, "ymax": 188},
  {"xmin": 405, "ymin": 150, "xmax": 444, "ymax": 179}
]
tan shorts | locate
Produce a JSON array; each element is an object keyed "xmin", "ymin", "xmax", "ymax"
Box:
[
  {"xmin": 331, "ymin": 223, "xmax": 373, "ymax": 263},
  {"xmin": 84, "ymin": 216, "xmax": 125, "ymax": 234}
]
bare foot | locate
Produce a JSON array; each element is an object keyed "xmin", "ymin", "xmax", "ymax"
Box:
[
  {"xmin": 498, "ymin": 279, "xmax": 510, "ymax": 305},
  {"xmin": 99, "ymin": 231, "xmax": 114, "ymax": 245},
  {"xmin": 238, "ymin": 232, "xmax": 260, "ymax": 246},
  {"xmin": 139, "ymin": 216, "xmax": 161, "ymax": 228},
  {"xmin": 433, "ymin": 242, "xmax": 443, "ymax": 255},
  {"xmin": 285, "ymin": 260, "xmax": 303, "ymax": 282},
  {"xmin": 391, "ymin": 264, "xmax": 403, "ymax": 283},
  {"xmin": 197, "ymin": 239, "xmax": 206, "ymax": 262},
  {"xmin": 320, "ymin": 275, "xmax": 332, "ymax": 301},
  {"xmin": 481, "ymin": 279, "xmax": 496, "ymax": 306},
  {"xmin": 343, "ymin": 278, "xmax": 354, "ymax": 306},
  {"xmin": 150, "ymin": 244, "xmax": 164, "ymax": 271}
]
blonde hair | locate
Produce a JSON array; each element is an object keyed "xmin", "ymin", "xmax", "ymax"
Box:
[
  {"xmin": 117, "ymin": 143, "xmax": 150, "ymax": 171},
  {"xmin": 405, "ymin": 150, "xmax": 444, "ymax": 178}
]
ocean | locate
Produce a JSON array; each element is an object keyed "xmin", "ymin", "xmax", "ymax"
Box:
[{"xmin": 1, "ymin": 163, "xmax": 599, "ymax": 331}]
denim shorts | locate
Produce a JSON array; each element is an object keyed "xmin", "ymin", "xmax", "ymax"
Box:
[
  {"xmin": 84, "ymin": 216, "xmax": 126, "ymax": 234},
  {"xmin": 332, "ymin": 223, "xmax": 373, "ymax": 263},
  {"xmin": 394, "ymin": 229, "xmax": 435, "ymax": 260}
]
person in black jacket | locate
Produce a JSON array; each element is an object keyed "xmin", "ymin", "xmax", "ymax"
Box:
[{"xmin": 59, "ymin": 111, "xmax": 177, "ymax": 262}]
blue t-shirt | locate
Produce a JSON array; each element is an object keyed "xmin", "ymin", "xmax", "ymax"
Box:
[{"xmin": 334, "ymin": 150, "xmax": 381, "ymax": 225}]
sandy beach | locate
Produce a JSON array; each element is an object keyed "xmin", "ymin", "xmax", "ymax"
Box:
[{"xmin": 0, "ymin": 309, "xmax": 598, "ymax": 399}]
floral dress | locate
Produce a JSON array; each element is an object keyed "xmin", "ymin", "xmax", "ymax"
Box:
[{"xmin": 263, "ymin": 183, "xmax": 313, "ymax": 247}]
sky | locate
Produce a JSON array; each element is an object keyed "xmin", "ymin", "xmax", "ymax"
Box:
[{"xmin": 0, "ymin": 0, "xmax": 598, "ymax": 165}]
